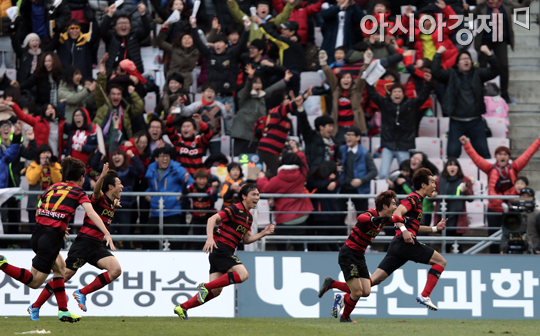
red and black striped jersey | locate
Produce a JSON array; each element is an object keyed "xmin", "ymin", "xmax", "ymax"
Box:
[
  {"xmin": 337, "ymin": 95, "xmax": 354, "ymax": 127},
  {"xmin": 258, "ymin": 102, "xmax": 297, "ymax": 155},
  {"xmin": 215, "ymin": 202, "xmax": 252, "ymax": 251},
  {"xmin": 345, "ymin": 208, "xmax": 387, "ymax": 253},
  {"xmin": 395, "ymin": 192, "xmax": 424, "ymax": 237},
  {"xmin": 185, "ymin": 183, "xmax": 218, "ymax": 217},
  {"xmin": 166, "ymin": 115, "xmax": 213, "ymax": 175},
  {"xmin": 78, "ymin": 194, "xmax": 114, "ymax": 242},
  {"xmin": 36, "ymin": 182, "xmax": 90, "ymax": 232}
]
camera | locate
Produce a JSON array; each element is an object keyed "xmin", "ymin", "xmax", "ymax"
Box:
[{"xmin": 501, "ymin": 197, "xmax": 536, "ymax": 254}]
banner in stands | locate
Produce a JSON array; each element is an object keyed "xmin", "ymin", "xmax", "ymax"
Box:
[
  {"xmin": 237, "ymin": 252, "xmax": 540, "ymax": 319},
  {"xmin": 0, "ymin": 251, "xmax": 234, "ymax": 317}
]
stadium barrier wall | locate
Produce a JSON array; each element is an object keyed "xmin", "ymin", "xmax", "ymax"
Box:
[{"xmin": 1, "ymin": 250, "xmax": 538, "ymax": 319}]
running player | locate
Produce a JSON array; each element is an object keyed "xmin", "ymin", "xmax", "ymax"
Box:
[
  {"xmin": 0, "ymin": 157, "xmax": 115, "ymax": 323},
  {"xmin": 28, "ymin": 163, "xmax": 123, "ymax": 320},
  {"xmin": 317, "ymin": 190, "xmax": 402, "ymax": 322},
  {"xmin": 370, "ymin": 168, "xmax": 448, "ymax": 311},
  {"xmin": 173, "ymin": 184, "xmax": 275, "ymax": 320}
]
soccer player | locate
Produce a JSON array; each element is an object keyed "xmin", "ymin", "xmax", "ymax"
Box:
[
  {"xmin": 28, "ymin": 163, "xmax": 123, "ymax": 320},
  {"xmin": 317, "ymin": 190, "xmax": 402, "ymax": 323},
  {"xmin": 0, "ymin": 157, "xmax": 115, "ymax": 323},
  {"xmin": 370, "ymin": 168, "xmax": 448, "ymax": 311},
  {"xmin": 173, "ymin": 184, "xmax": 275, "ymax": 320}
]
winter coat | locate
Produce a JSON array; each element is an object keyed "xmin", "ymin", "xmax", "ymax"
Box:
[
  {"xmin": 19, "ymin": 73, "xmax": 60, "ymax": 106},
  {"xmin": 260, "ymin": 23, "xmax": 304, "ymax": 72},
  {"xmin": 58, "ymin": 81, "xmax": 95, "ymax": 118},
  {"xmin": 320, "ymin": 4, "xmax": 363, "ymax": 64},
  {"xmin": 26, "ymin": 160, "xmax": 62, "ymax": 210},
  {"xmin": 0, "ymin": 133, "xmax": 37, "ymax": 188},
  {"xmin": 339, "ymin": 144, "xmax": 377, "ymax": 195},
  {"xmin": 155, "ymin": 90, "xmax": 181, "ymax": 116},
  {"xmin": 69, "ymin": 107, "xmax": 98, "ymax": 163},
  {"xmin": 272, "ymin": 0, "xmax": 324, "ymax": 45},
  {"xmin": 322, "ymin": 63, "xmax": 367, "ymax": 135},
  {"xmin": 10, "ymin": 33, "xmax": 41, "ymax": 82},
  {"xmin": 403, "ymin": 54, "xmax": 434, "ymax": 110},
  {"xmin": 221, "ymin": 174, "xmax": 245, "ymax": 209},
  {"xmin": 100, "ymin": 13, "xmax": 152, "ymax": 73},
  {"xmin": 16, "ymin": 0, "xmax": 71, "ymax": 40},
  {"xmin": 230, "ymin": 77, "xmax": 286, "ymax": 143},
  {"xmin": 306, "ymin": 176, "xmax": 339, "ymax": 223},
  {"xmin": 297, "ymin": 109, "xmax": 338, "ymax": 172},
  {"xmin": 434, "ymin": 175, "xmax": 473, "ymax": 235},
  {"xmin": 53, "ymin": 22, "xmax": 97, "ymax": 80},
  {"xmin": 257, "ymin": 151, "xmax": 313, "ymax": 224},
  {"xmin": 145, "ymin": 160, "xmax": 194, "ymax": 217},
  {"xmin": 0, "ymin": 136, "xmax": 21, "ymax": 188},
  {"xmin": 87, "ymin": 0, "xmax": 110, "ymax": 25},
  {"xmin": 464, "ymin": 139, "xmax": 540, "ymax": 212},
  {"xmin": 113, "ymin": 155, "xmax": 144, "ymax": 205},
  {"xmin": 366, "ymin": 81, "xmax": 433, "ymax": 152},
  {"xmin": 432, "ymin": 53, "xmax": 500, "ymax": 118}
]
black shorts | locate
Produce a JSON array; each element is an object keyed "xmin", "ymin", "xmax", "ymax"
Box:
[
  {"xmin": 209, "ymin": 242, "xmax": 242, "ymax": 274},
  {"xmin": 377, "ymin": 235, "xmax": 435, "ymax": 276},
  {"xmin": 65, "ymin": 237, "xmax": 113, "ymax": 271},
  {"xmin": 31, "ymin": 226, "xmax": 65, "ymax": 274},
  {"xmin": 338, "ymin": 245, "xmax": 370, "ymax": 280}
]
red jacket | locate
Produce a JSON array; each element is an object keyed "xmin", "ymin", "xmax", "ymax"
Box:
[
  {"xmin": 12, "ymin": 103, "xmax": 66, "ymax": 155},
  {"xmin": 273, "ymin": 0, "xmax": 324, "ymax": 45},
  {"xmin": 464, "ymin": 140, "xmax": 540, "ymax": 212},
  {"xmin": 363, "ymin": 11, "xmax": 395, "ymax": 37},
  {"xmin": 401, "ymin": 5, "xmax": 459, "ymax": 69},
  {"xmin": 257, "ymin": 151, "xmax": 314, "ymax": 224},
  {"xmin": 403, "ymin": 54, "xmax": 433, "ymax": 110}
]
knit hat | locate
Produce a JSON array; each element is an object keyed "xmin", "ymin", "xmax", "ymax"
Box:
[
  {"xmin": 22, "ymin": 33, "xmax": 40, "ymax": 48},
  {"xmin": 495, "ymin": 146, "xmax": 511, "ymax": 156},
  {"xmin": 119, "ymin": 59, "xmax": 147, "ymax": 84}
]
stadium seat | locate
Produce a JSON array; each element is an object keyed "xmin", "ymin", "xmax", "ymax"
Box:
[
  {"xmin": 441, "ymin": 137, "xmax": 447, "ymax": 159},
  {"xmin": 300, "ymin": 71, "xmax": 322, "ymax": 93},
  {"xmin": 418, "ymin": 117, "xmax": 438, "ymax": 137},
  {"xmin": 144, "ymin": 92, "xmax": 156, "ymax": 113},
  {"xmin": 221, "ymin": 135, "xmax": 231, "ymax": 157},
  {"xmin": 256, "ymin": 199, "xmax": 273, "ymax": 225},
  {"xmin": 457, "ymin": 158, "xmax": 479, "ymax": 181},
  {"xmin": 466, "ymin": 201, "xmax": 486, "ymax": 227},
  {"xmin": 307, "ymin": 115, "xmax": 317, "ymax": 129},
  {"xmin": 430, "ymin": 158, "xmax": 444, "ymax": 174},
  {"xmin": 370, "ymin": 180, "xmax": 376, "ymax": 194},
  {"xmin": 361, "ymin": 137, "xmax": 370, "ymax": 151},
  {"xmin": 484, "ymin": 117, "xmax": 507, "ymax": 138},
  {"xmin": 375, "ymin": 179, "xmax": 389, "ymax": 193},
  {"xmin": 439, "ymin": 117, "xmax": 449, "ymax": 139},
  {"xmin": 488, "ymin": 138, "xmax": 510, "ymax": 158},
  {"xmin": 415, "ymin": 137, "xmax": 441, "ymax": 158},
  {"xmin": 373, "ymin": 158, "xmax": 398, "ymax": 178},
  {"xmin": 371, "ymin": 137, "xmax": 381, "ymax": 155}
]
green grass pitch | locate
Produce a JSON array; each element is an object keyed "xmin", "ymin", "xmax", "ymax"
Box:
[{"xmin": 0, "ymin": 317, "xmax": 538, "ymax": 335}]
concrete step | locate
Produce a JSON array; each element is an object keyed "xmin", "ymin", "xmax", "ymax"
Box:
[
  {"xmin": 510, "ymin": 47, "xmax": 540, "ymax": 57},
  {"xmin": 515, "ymin": 35, "xmax": 540, "ymax": 46},
  {"xmin": 509, "ymin": 57, "xmax": 540, "ymax": 66},
  {"xmin": 509, "ymin": 112, "xmax": 540, "ymax": 124},
  {"xmin": 509, "ymin": 69, "xmax": 540, "ymax": 80},
  {"xmin": 509, "ymin": 126, "xmax": 540, "ymax": 138},
  {"xmin": 510, "ymin": 138, "xmax": 540, "ymax": 159},
  {"xmin": 509, "ymin": 103, "xmax": 540, "ymax": 112},
  {"xmin": 514, "ymin": 23, "xmax": 540, "ymax": 36},
  {"xmin": 507, "ymin": 92, "xmax": 540, "ymax": 103}
]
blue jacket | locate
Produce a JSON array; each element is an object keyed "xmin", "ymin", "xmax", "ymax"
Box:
[
  {"xmin": 145, "ymin": 160, "xmax": 194, "ymax": 217},
  {"xmin": 0, "ymin": 143, "xmax": 21, "ymax": 189},
  {"xmin": 320, "ymin": 4, "xmax": 363, "ymax": 64},
  {"xmin": 339, "ymin": 144, "xmax": 376, "ymax": 195}
]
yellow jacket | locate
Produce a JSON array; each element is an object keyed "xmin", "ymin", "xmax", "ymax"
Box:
[{"xmin": 26, "ymin": 161, "xmax": 62, "ymax": 187}]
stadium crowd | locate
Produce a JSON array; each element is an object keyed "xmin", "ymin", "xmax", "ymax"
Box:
[{"xmin": 0, "ymin": 0, "xmax": 536, "ymax": 254}]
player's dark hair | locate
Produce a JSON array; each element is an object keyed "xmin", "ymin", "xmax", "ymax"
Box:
[
  {"xmin": 194, "ymin": 168, "xmax": 209, "ymax": 179},
  {"xmin": 412, "ymin": 168, "xmax": 433, "ymax": 191},
  {"xmin": 375, "ymin": 190, "xmax": 397, "ymax": 212},
  {"xmin": 239, "ymin": 183, "xmax": 258, "ymax": 200},
  {"xmin": 441, "ymin": 157, "xmax": 464, "ymax": 179},
  {"xmin": 101, "ymin": 170, "xmax": 119, "ymax": 194},
  {"xmin": 516, "ymin": 176, "xmax": 529, "ymax": 186},
  {"xmin": 61, "ymin": 157, "xmax": 86, "ymax": 182}
]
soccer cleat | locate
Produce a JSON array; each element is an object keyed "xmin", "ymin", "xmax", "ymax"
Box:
[
  {"xmin": 416, "ymin": 295, "xmax": 438, "ymax": 311},
  {"xmin": 73, "ymin": 290, "xmax": 87, "ymax": 312},
  {"xmin": 318, "ymin": 277, "xmax": 334, "ymax": 298},
  {"xmin": 331, "ymin": 293, "xmax": 345, "ymax": 318},
  {"xmin": 340, "ymin": 317, "xmax": 357, "ymax": 323},
  {"xmin": 0, "ymin": 255, "xmax": 7, "ymax": 268},
  {"xmin": 27, "ymin": 305, "xmax": 40, "ymax": 321},
  {"xmin": 174, "ymin": 305, "xmax": 189, "ymax": 320},
  {"xmin": 58, "ymin": 310, "xmax": 81, "ymax": 323},
  {"xmin": 197, "ymin": 283, "xmax": 209, "ymax": 304}
]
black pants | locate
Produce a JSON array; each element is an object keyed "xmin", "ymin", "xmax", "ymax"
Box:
[
  {"xmin": 0, "ymin": 197, "xmax": 21, "ymax": 248},
  {"xmin": 143, "ymin": 214, "xmax": 186, "ymax": 250},
  {"xmin": 487, "ymin": 208, "xmax": 503, "ymax": 254},
  {"xmin": 233, "ymin": 138, "xmax": 258, "ymax": 156},
  {"xmin": 257, "ymin": 149, "xmax": 280, "ymax": 178},
  {"xmin": 478, "ymin": 40, "xmax": 509, "ymax": 96}
]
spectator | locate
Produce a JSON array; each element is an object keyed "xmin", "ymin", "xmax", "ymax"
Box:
[
  {"xmin": 365, "ymin": 30, "xmax": 397, "ymax": 73},
  {"xmin": 11, "ymin": 33, "xmax": 42, "ymax": 83},
  {"xmin": 504, "ymin": 175, "xmax": 528, "ymax": 198},
  {"xmin": 460, "ymin": 134, "xmax": 540, "ymax": 253},
  {"xmin": 227, "ymin": 0, "xmax": 295, "ymax": 42},
  {"xmin": 147, "ymin": 117, "xmax": 172, "ymax": 152},
  {"xmin": 145, "ymin": 146, "xmax": 193, "ymax": 249},
  {"xmin": 403, "ymin": 53, "xmax": 434, "ymax": 135},
  {"xmin": 297, "ymin": 111, "xmax": 337, "ymax": 172},
  {"xmin": 87, "ymin": 0, "xmax": 109, "ymax": 26},
  {"xmin": 319, "ymin": 49, "xmax": 369, "ymax": 147},
  {"xmin": 338, "ymin": 127, "xmax": 377, "ymax": 217},
  {"xmin": 434, "ymin": 158, "xmax": 473, "ymax": 245},
  {"xmin": 26, "ymin": 144, "xmax": 62, "ymax": 226},
  {"xmin": 151, "ymin": 0, "xmax": 191, "ymax": 43},
  {"xmin": 320, "ymin": 0, "xmax": 363, "ymax": 64},
  {"xmin": 366, "ymin": 74, "xmax": 433, "ymax": 181},
  {"xmin": 271, "ymin": 0, "xmax": 324, "ymax": 45},
  {"xmin": 483, "ymin": 82, "xmax": 509, "ymax": 136},
  {"xmin": 69, "ymin": 107, "xmax": 98, "ymax": 163},
  {"xmin": 468, "ymin": 0, "xmax": 531, "ymax": 102},
  {"xmin": 177, "ymin": 83, "xmax": 228, "ymax": 154},
  {"xmin": 154, "ymin": 73, "xmax": 188, "ymax": 118},
  {"xmin": 242, "ymin": 38, "xmax": 286, "ymax": 89},
  {"xmin": 52, "ymin": 19, "xmax": 97, "ymax": 81},
  {"xmin": 15, "ymin": 51, "xmax": 63, "ymax": 106},
  {"xmin": 432, "ymin": 45, "xmax": 500, "ymax": 159},
  {"xmin": 221, "ymin": 162, "xmax": 246, "ymax": 209},
  {"xmin": 11, "ymin": 102, "xmax": 68, "ymax": 157},
  {"xmin": 387, "ymin": 159, "xmax": 412, "ymax": 195},
  {"xmin": 330, "ymin": 46, "xmax": 348, "ymax": 71},
  {"xmin": 362, "ymin": 0, "xmax": 394, "ymax": 38},
  {"xmin": 231, "ymin": 65, "xmax": 289, "ymax": 156},
  {"xmin": 118, "ymin": 130, "xmax": 152, "ymax": 170},
  {"xmin": 166, "ymin": 113, "xmax": 213, "ymax": 175},
  {"xmin": 58, "ymin": 66, "xmax": 96, "ymax": 121},
  {"xmin": 109, "ymin": 58, "xmax": 149, "ymax": 104},
  {"xmin": 15, "ymin": 0, "xmax": 71, "ymax": 43},
  {"xmin": 101, "ymin": 4, "xmax": 151, "ymax": 73},
  {"xmin": 257, "ymin": 140, "xmax": 314, "ymax": 250},
  {"xmin": 157, "ymin": 22, "xmax": 199, "ymax": 93}
]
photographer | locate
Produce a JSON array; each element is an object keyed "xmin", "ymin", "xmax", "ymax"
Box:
[{"xmin": 25, "ymin": 145, "xmax": 62, "ymax": 227}]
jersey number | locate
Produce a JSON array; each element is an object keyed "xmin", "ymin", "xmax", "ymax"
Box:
[{"xmin": 43, "ymin": 190, "xmax": 70, "ymax": 212}]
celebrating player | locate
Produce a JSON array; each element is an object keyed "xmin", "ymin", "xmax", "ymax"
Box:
[
  {"xmin": 173, "ymin": 184, "xmax": 275, "ymax": 320},
  {"xmin": 370, "ymin": 168, "xmax": 448, "ymax": 311},
  {"xmin": 318, "ymin": 190, "xmax": 402, "ymax": 323},
  {"xmin": 28, "ymin": 163, "xmax": 123, "ymax": 320},
  {"xmin": 0, "ymin": 157, "xmax": 115, "ymax": 323}
]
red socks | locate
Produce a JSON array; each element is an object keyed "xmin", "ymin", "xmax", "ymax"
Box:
[
  {"xmin": 421, "ymin": 264, "xmax": 445, "ymax": 297},
  {"xmin": 341, "ymin": 294, "xmax": 358, "ymax": 319},
  {"xmin": 0, "ymin": 263, "xmax": 33, "ymax": 285},
  {"xmin": 330, "ymin": 280, "xmax": 350, "ymax": 293},
  {"xmin": 32, "ymin": 280, "xmax": 55, "ymax": 309},
  {"xmin": 50, "ymin": 277, "xmax": 68, "ymax": 311},
  {"xmin": 204, "ymin": 272, "xmax": 242, "ymax": 291},
  {"xmin": 80, "ymin": 272, "xmax": 112, "ymax": 296},
  {"xmin": 181, "ymin": 290, "xmax": 216, "ymax": 310}
]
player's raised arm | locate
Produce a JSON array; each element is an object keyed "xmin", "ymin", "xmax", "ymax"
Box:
[
  {"xmin": 243, "ymin": 224, "xmax": 275, "ymax": 245},
  {"xmin": 93, "ymin": 163, "xmax": 110, "ymax": 200},
  {"xmin": 203, "ymin": 213, "xmax": 221, "ymax": 253},
  {"xmin": 81, "ymin": 202, "xmax": 116, "ymax": 251}
]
